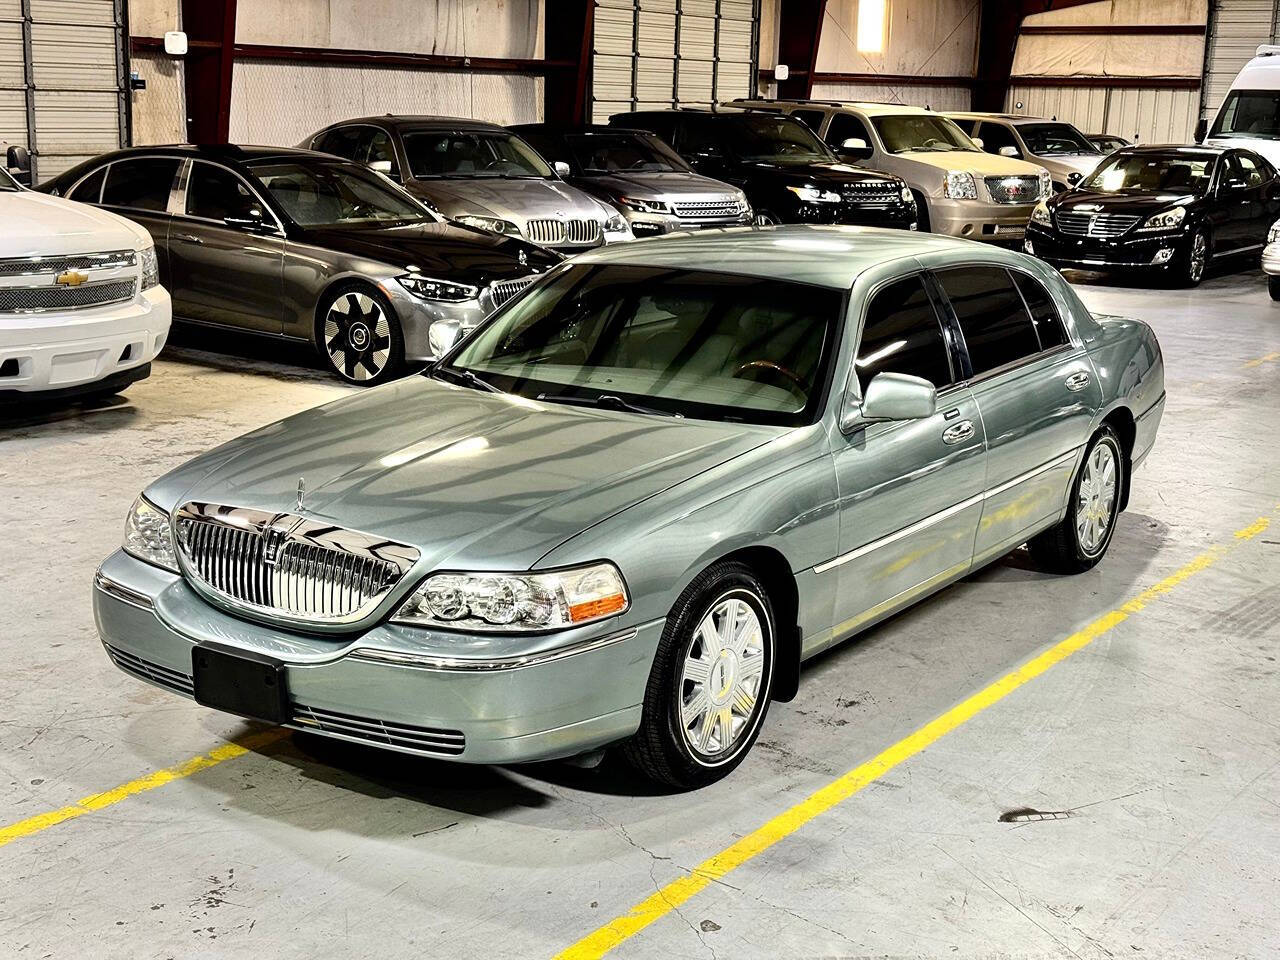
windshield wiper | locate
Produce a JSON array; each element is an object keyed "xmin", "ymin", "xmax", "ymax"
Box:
[
  {"xmin": 536, "ymin": 392, "xmax": 679, "ymax": 418},
  {"xmin": 433, "ymin": 366, "xmax": 502, "ymax": 393}
]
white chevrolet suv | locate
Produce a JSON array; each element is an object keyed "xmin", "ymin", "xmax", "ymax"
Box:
[{"xmin": 0, "ymin": 166, "xmax": 170, "ymax": 402}]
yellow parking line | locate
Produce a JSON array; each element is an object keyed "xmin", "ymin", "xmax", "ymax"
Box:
[
  {"xmin": 554, "ymin": 513, "xmax": 1275, "ymax": 960},
  {"xmin": 1243, "ymin": 351, "xmax": 1280, "ymax": 369},
  {"xmin": 0, "ymin": 728, "xmax": 286, "ymax": 850}
]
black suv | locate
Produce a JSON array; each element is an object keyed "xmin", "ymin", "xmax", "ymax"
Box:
[{"xmin": 610, "ymin": 109, "xmax": 917, "ymax": 229}]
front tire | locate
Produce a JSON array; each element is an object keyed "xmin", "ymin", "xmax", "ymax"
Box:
[
  {"xmin": 1029, "ymin": 425, "xmax": 1125, "ymax": 573},
  {"xmin": 624, "ymin": 562, "xmax": 775, "ymax": 789},
  {"xmin": 1178, "ymin": 229, "xmax": 1210, "ymax": 287},
  {"xmin": 754, "ymin": 210, "xmax": 780, "ymax": 226},
  {"xmin": 1268, "ymin": 275, "xmax": 1280, "ymax": 301},
  {"xmin": 317, "ymin": 282, "xmax": 404, "ymax": 386}
]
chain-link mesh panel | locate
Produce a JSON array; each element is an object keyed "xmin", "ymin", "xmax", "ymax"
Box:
[{"xmin": 130, "ymin": 51, "xmax": 187, "ymax": 145}]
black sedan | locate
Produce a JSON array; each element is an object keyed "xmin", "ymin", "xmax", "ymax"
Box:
[
  {"xmin": 1024, "ymin": 145, "xmax": 1280, "ymax": 286},
  {"xmin": 39, "ymin": 145, "xmax": 558, "ymax": 385},
  {"xmin": 609, "ymin": 109, "xmax": 917, "ymax": 229}
]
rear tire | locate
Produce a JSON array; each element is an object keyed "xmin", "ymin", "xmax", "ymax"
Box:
[
  {"xmin": 623, "ymin": 561, "xmax": 775, "ymax": 789},
  {"xmin": 1268, "ymin": 276, "xmax": 1280, "ymax": 301},
  {"xmin": 1029, "ymin": 425, "xmax": 1125, "ymax": 573},
  {"xmin": 316, "ymin": 282, "xmax": 405, "ymax": 386}
]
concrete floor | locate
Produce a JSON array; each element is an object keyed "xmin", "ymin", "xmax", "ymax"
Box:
[{"xmin": 1, "ymin": 267, "xmax": 1278, "ymax": 960}]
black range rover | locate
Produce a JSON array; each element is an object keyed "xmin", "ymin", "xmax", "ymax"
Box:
[
  {"xmin": 1024, "ymin": 144, "xmax": 1280, "ymax": 286},
  {"xmin": 610, "ymin": 109, "xmax": 917, "ymax": 230}
]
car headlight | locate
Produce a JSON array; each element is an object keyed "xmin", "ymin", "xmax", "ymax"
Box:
[
  {"xmin": 139, "ymin": 243, "xmax": 159, "ymax": 290},
  {"xmin": 1038, "ymin": 169, "xmax": 1053, "ymax": 199},
  {"xmin": 455, "ymin": 215, "xmax": 521, "ymax": 236},
  {"xmin": 123, "ymin": 495, "xmax": 178, "ymax": 572},
  {"xmin": 1269, "ymin": 219, "xmax": 1280, "ymax": 244},
  {"xmin": 393, "ymin": 561, "xmax": 630, "ymax": 632},
  {"xmin": 944, "ymin": 171, "xmax": 978, "ymax": 200},
  {"xmin": 1031, "ymin": 200, "xmax": 1051, "ymax": 226},
  {"xmin": 1135, "ymin": 206, "xmax": 1186, "ymax": 233},
  {"xmin": 900, "ymin": 184, "xmax": 914, "ymax": 203},
  {"xmin": 786, "ymin": 185, "xmax": 841, "ymax": 203},
  {"xmin": 603, "ymin": 213, "xmax": 631, "ymax": 235},
  {"xmin": 617, "ymin": 197, "xmax": 669, "ymax": 214},
  {"xmin": 400, "ymin": 275, "xmax": 479, "ymax": 302}
]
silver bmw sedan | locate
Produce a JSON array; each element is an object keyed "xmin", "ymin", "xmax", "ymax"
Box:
[{"xmin": 93, "ymin": 225, "xmax": 1165, "ymax": 789}]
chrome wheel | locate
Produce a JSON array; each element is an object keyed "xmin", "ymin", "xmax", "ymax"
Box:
[
  {"xmin": 754, "ymin": 211, "xmax": 779, "ymax": 226},
  {"xmin": 324, "ymin": 291, "xmax": 391, "ymax": 382},
  {"xmin": 1076, "ymin": 440, "xmax": 1118, "ymax": 556},
  {"xmin": 1188, "ymin": 232, "xmax": 1207, "ymax": 283},
  {"xmin": 679, "ymin": 594, "xmax": 767, "ymax": 761}
]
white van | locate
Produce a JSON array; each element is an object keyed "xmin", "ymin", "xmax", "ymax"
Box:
[{"xmin": 1200, "ymin": 44, "xmax": 1280, "ymax": 169}]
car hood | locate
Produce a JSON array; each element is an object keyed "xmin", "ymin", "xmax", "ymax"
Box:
[
  {"xmin": 580, "ymin": 170, "xmax": 741, "ymax": 201},
  {"xmin": 295, "ymin": 220, "xmax": 561, "ymax": 285},
  {"xmin": 151, "ymin": 376, "xmax": 784, "ymax": 572},
  {"xmin": 403, "ymin": 177, "xmax": 610, "ymax": 224},
  {"xmin": 0, "ymin": 189, "xmax": 149, "ymax": 257},
  {"xmin": 894, "ymin": 149, "xmax": 1044, "ymax": 177},
  {"xmin": 1052, "ymin": 190, "xmax": 1196, "ymax": 215},
  {"xmin": 1036, "ymin": 153, "xmax": 1104, "ymax": 179},
  {"xmin": 746, "ymin": 160, "xmax": 900, "ymax": 187}
]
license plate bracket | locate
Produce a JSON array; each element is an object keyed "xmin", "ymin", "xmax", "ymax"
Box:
[{"xmin": 192, "ymin": 644, "xmax": 289, "ymax": 724}]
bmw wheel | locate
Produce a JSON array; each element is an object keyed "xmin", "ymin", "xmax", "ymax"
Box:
[
  {"xmin": 624, "ymin": 561, "xmax": 775, "ymax": 789},
  {"xmin": 1029, "ymin": 425, "xmax": 1125, "ymax": 573},
  {"xmin": 318, "ymin": 283, "xmax": 404, "ymax": 386}
]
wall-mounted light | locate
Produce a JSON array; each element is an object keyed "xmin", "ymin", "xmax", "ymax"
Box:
[
  {"xmin": 857, "ymin": 0, "xmax": 887, "ymax": 54},
  {"xmin": 164, "ymin": 30, "xmax": 188, "ymax": 56}
]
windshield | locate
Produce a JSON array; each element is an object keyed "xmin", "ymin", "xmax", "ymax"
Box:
[
  {"xmin": 444, "ymin": 264, "xmax": 843, "ymax": 426},
  {"xmin": 249, "ymin": 159, "xmax": 429, "ymax": 227},
  {"xmin": 1210, "ymin": 90, "xmax": 1280, "ymax": 141},
  {"xmin": 567, "ymin": 132, "xmax": 689, "ymax": 174},
  {"xmin": 871, "ymin": 115, "xmax": 978, "ymax": 153},
  {"xmin": 724, "ymin": 115, "xmax": 835, "ymax": 163},
  {"xmin": 403, "ymin": 130, "xmax": 554, "ymax": 179},
  {"xmin": 1018, "ymin": 122, "xmax": 1099, "ymax": 156},
  {"xmin": 1080, "ymin": 153, "xmax": 1215, "ymax": 193}
]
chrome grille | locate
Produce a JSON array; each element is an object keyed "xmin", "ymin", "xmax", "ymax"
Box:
[
  {"xmin": 672, "ymin": 199, "xmax": 741, "ymax": 220},
  {"xmin": 563, "ymin": 219, "xmax": 602, "ymax": 245},
  {"xmin": 0, "ymin": 249, "xmax": 136, "ymax": 277},
  {"xmin": 1055, "ymin": 211, "xmax": 1141, "ymax": 238},
  {"xmin": 984, "ymin": 175, "xmax": 1041, "ymax": 204},
  {"xmin": 104, "ymin": 643, "xmax": 194, "ymax": 696},
  {"xmin": 485, "ymin": 275, "xmax": 538, "ymax": 310},
  {"xmin": 174, "ymin": 503, "xmax": 420, "ymax": 626},
  {"xmin": 0, "ymin": 280, "xmax": 135, "ymax": 313},
  {"xmin": 291, "ymin": 703, "xmax": 466, "ymax": 756},
  {"xmin": 525, "ymin": 218, "xmax": 566, "ymax": 244}
]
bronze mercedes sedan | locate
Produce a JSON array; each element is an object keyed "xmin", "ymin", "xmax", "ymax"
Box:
[{"xmin": 92, "ymin": 226, "xmax": 1165, "ymax": 789}]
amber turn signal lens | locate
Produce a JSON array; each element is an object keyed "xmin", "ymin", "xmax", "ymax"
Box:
[{"xmin": 569, "ymin": 593, "xmax": 627, "ymax": 623}]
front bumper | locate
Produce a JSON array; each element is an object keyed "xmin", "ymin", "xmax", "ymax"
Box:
[
  {"xmin": 927, "ymin": 195, "xmax": 1035, "ymax": 242},
  {"xmin": 789, "ymin": 197, "xmax": 917, "ymax": 229},
  {"xmin": 622, "ymin": 209, "xmax": 753, "ymax": 238},
  {"xmin": 1024, "ymin": 222, "xmax": 1184, "ymax": 269},
  {"xmin": 380, "ymin": 279, "xmax": 491, "ymax": 364},
  {"xmin": 1262, "ymin": 241, "xmax": 1280, "ymax": 276},
  {"xmin": 0, "ymin": 287, "xmax": 170, "ymax": 395},
  {"xmin": 93, "ymin": 550, "xmax": 663, "ymax": 764}
]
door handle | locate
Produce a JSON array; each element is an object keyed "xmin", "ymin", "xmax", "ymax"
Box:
[
  {"xmin": 175, "ymin": 233, "xmax": 204, "ymax": 244},
  {"xmin": 942, "ymin": 420, "xmax": 974, "ymax": 445},
  {"xmin": 1065, "ymin": 371, "xmax": 1091, "ymax": 392}
]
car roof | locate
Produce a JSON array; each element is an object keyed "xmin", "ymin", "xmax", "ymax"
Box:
[
  {"xmin": 736, "ymin": 99, "xmax": 938, "ymax": 117},
  {"xmin": 946, "ymin": 112, "xmax": 1078, "ymax": 126},
  {"xmin": 74, "ymin": 144, "xmax": 322, "ymax": 162},
  {"xmin": 1114, "ymin": 144, "xmax": 1230, "ymax": 157},
  {"xmin": 329, "ymin": 115, "xmax": 508, "ymax": 132},
  {"xmin": 570, "ymin": 224, "xmax": 1019, "ymax": 289},
  {"xmin": 510, "ymin": 123, "xmax": 655, "ymax": 136}
]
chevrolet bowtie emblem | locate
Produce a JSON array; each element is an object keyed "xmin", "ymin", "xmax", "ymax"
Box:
[{"xmin": 55, "ymin": 270, "xmax": 89, "ymax": 287}]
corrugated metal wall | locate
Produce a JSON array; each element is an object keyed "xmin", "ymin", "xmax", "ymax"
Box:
[
  {"xmin": 0, "ymin": 0, "xmax": 125, "ymax": 180},
  {"xmin": 1202, "ymin": 0, "xmax": 1280, "ymax": 117},
  {"xmin": 591, "ymin": 0, "xmax": 759, "ymax": 123},
  {"xmin": 810, "ymin": 81, "xmax": 972, "ymax": 112},
  {"xmin": 1005, "ymin": 84, "xmax": 1202, "ymax": 142}
]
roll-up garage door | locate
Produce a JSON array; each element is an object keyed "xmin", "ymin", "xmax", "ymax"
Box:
[
  {"xmin": 0, "ymin": 0, "xmax": 126, "ymax": 182},
  {"xmin": 592, "ymin": 0, "xmax": 759, "ymax": 123},
  {"xmin": 1202, "ymin": 0, "xmax": 1280, "ymax": 118}
]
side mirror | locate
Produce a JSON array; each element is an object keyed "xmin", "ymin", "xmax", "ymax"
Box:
[
  {"xmin": 998, "ymin": 145, "xmax": 1019, "ymax": 158},
  {"xmin": 841, "ymin": 372, "xmax": 937, "ymax": 432},
  {"xmin": 7, "ymin": 144, "xmax": 30, "ymax": 173},
  {"xmin": 553, "ymin": 160, "xmax": 571, "ymax": 177},
  {"xmin": 837, "ymin": 137, "xmax": 872, "ymax": 160},
  {"xmin": 1222, "ymin": 178, "xmax": 1248, "ymax": 194},
  {"xmin": 1066, "ymin": 172, "xmax": 1082, "ymax": 187},
  {"xmin": 1194, "ymin": 118, "xmax": 1207, "ymax": 143},
  {"xmin": 971, "ymin": 136, "xmax": 984, "ymax": 149}
]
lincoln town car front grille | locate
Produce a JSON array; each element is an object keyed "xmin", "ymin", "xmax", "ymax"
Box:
[
  {"xmin": 0, "ymin": 280, "xmax": 136, "ymax": 313},
  {"xmin": 525, "ymin": 218, "xmax": 602, "ymax": 246},
  {"xmin": 1055, "ymin": 212, "xmax": 1142, "ymax": 238},
  {"xmin": 174, "ymin": 503, "xmax": 420, "ymax": 626},
  {"xmin": 672, "ymin": 199, "xmax": 741, "ymax": 220},
  {"xmin": 984, "ymin": 176, "xmax": 1041, "ymax": 204},
  {"xmin": 290, "ymin": 703, "xmax": 466, "ymax": 756}
]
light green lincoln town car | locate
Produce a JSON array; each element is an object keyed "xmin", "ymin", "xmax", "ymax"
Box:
[{"xmin": 93, "ymin": 225, "xmax": 1165, "ymax": 789}]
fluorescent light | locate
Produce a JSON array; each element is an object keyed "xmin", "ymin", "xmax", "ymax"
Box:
[{"xmin": 857, "ymin": 0, "xmax": 887, "ymax": 54}]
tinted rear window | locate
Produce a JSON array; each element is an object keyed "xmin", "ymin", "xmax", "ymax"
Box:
[
  {"xmin": 937, "ymin": 267, "xmax": 1042, "ymax": 375},
  {"xmin": 1011, "ymin": 272, "xmax": 1068, "ymax": 349},
  {"xmin": 101, "ymin": 157, "xmax": 180, "ymax": 211}
]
